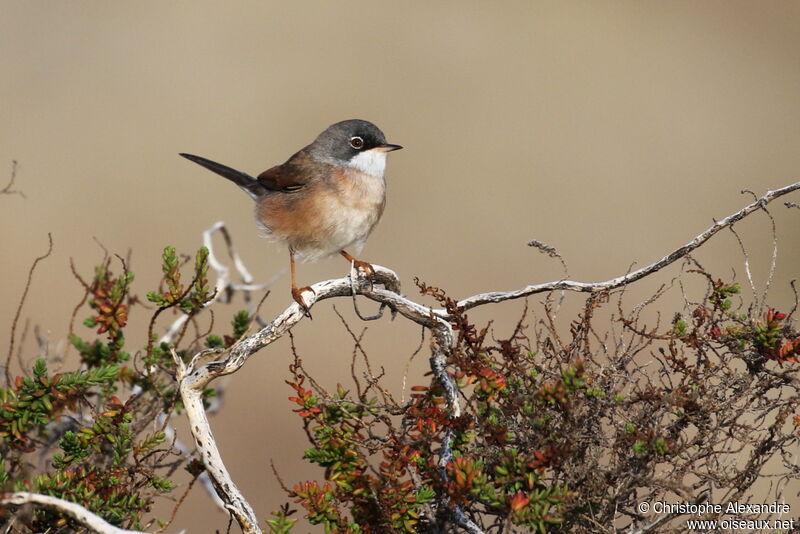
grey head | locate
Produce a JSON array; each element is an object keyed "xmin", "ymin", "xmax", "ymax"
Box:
[{"xmin": 306, "ymin": 119, "xmax": 402, "ymax": 170}]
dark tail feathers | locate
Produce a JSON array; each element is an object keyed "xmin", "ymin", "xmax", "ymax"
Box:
[{"xmin": 180, "ymin": 153, "xmax": 266, "ymax": 199}]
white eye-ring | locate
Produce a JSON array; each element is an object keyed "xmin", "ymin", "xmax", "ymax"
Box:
[{"xmin": 349, "ymin": 136, "xmax": 364, "ymax": 149}]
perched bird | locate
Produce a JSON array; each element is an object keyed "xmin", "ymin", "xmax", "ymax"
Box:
[{"xmin": 180, "ymin": 119, "xmax": 402, "ymax": 316}]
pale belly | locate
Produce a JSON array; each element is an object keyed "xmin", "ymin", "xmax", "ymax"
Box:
[{"xmin": 309, "ymin": 193, "xmax": 384, "ymax": 260}]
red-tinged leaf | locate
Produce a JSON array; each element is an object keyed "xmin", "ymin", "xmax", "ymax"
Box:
[{"xmin": 509, "ymin": 492, "xmax": 530, "ymax": 512}]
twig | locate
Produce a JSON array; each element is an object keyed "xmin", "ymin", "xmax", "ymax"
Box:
[
  {"xmin": 626, "ymin": 510, "xmax": 679, "ymax": 534},
  {"xmin": 759, "ymin": 201, "xmax": 779, "ymax": 312},
  {"xmin": 5, "ymin": 233, "xmax": 53, "ymax": 385},
  {"xmin": 156, "ymin": 222, "xmax": 274, "ymax": 347},
  {"xmin": 456, "ymin": 181, "xmax": 800, "ymax": 312},
  {"xmin": 727, "ymin": 225, "xmax": 757, "ymax": 303},
  {"xmin": 1, "ymin": 160, "xmax": 26, "ymax": 198},
  {"xmin": 155, "ymin": 474, "xmax": 201, "ymax": 534},
  {"xmin": 402, "ymin": 325, "xmax": 427, "ymax": 404},
  {"xmin": 528, "ymin": 239, "xmax": 569, "ymax": 314}
]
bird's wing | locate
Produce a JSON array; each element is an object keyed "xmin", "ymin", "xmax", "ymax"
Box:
[
  {"xmin": 257, "ymin": 150, "xmax": 324, "ymax": 193},
  {"xmin": 256, "ymin": 165, "xmax": 307, "ymax": 192}
]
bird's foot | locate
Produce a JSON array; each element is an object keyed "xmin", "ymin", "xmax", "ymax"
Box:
[
  {"xmin": 352, "ymin": 260, "xmax": 375, "ymax": 279},
  {"xmin": 291, "ymin": 286, "xmax": 315, "ymax": 319}
]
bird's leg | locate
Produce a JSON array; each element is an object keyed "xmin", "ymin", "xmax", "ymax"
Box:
[
  {"xmin": 290, "ymin": 250, "xmax": 314, "ymax": 318},
  {"xmin": 340, "ymin": 250, "xmax": 374, "ymax": 278}
]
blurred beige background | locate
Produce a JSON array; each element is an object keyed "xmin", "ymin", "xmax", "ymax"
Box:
[{"xmin": 2, "ymin": 1, "xmax": 800, "ymax": 531}]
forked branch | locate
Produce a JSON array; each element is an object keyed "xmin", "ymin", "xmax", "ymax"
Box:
[
  {"xmin": 456, "ymin": 181, "xmax": 800, "ymax": 311},
  {"xmin": 4, "ymin": 181, "xmax": 798, "ymax": 534},
  {"xmin": 177, "ymin": 181, "xmax": 798, "ymax": 534}
]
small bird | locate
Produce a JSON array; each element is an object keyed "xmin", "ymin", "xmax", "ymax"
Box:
[{"xmin": 180, "ymin": 119, "xmax": 402, "ymax": 316}]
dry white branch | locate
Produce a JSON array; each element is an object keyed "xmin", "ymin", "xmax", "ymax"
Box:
[
  {"xmin": 0, "ymin": 492, "xmax": 148, "ymax": 534},
  {"xmin": 456, "ymin": 181, "xmax": 800, "ymax": 312},
  {"xmin": 173, "ymin": 181, "xmax": 797, "ymax": 534},
  {"xmin": 6, "ymin": 183, "xmax": 793, "ymax": 533},
  {"xmin": 158, "ymin": 222, "xmax": 272, "ymax": 346},
  {"xmin": 152, "ymin": 223, "xmax": 274, "ymax": 515},
  {"xmin": 174, "ymin": 266, "xmax": 465, "ymax": 534},
  {"xmin": 3, "ymin": 183, "xmax": 795, "ymax": 534}
]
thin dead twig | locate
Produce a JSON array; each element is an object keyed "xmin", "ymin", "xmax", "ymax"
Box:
[
  {"xmin": 5, "ymin": 233, "xmax": 53, "ymax": 385},
  {"xmin": 457, "ymin": 181, "xmax": 800, "ymax": 312},
  {"xmin": 1, "ymin": 160, "xmax": 26, "ymax": 198}
]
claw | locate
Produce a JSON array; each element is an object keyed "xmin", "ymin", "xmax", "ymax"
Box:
[
  {"xmin": 353, "ymin": 260, "xmax": 375, "ymax": 279},
  {"xmin": 352, "ymin": 260, "xmax": 375, "ymax": 292},
  {"xmin": 291, "ymin": 286, "xmax": 315, "ymax": 319}
]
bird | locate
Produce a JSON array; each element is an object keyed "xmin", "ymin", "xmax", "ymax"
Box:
[{"xmin": 180, "ymin": 119, "xmax": 402, "ymax": 316}]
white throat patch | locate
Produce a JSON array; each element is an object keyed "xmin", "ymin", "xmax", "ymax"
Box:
[{"xmin": 348, "ymin": 149, "xmax": 388, "ymax": 177}]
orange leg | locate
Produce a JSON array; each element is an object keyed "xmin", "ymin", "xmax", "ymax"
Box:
[
  {"xmin": 290, "ymin": 250, "xmax": 314, "ymax": 317},
  {"xmin": 340, "ymin": 250, "xmax": 375, "ymax": 278}
]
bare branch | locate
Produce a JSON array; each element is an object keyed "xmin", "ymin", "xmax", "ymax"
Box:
[
  {"xmin": 157, "ymin": 222, "xmax": 274, "ymax": 347},
  {"xmin": 456, "ymin": 181, "xmax": 800, "ymax": 312},
  {"xmin": 0, "ymin": 492, "xmax": 148, "ymax": 534},
  {"xmin": 173, "ymin": 181, "xmax": 800, "ymax": 534},
  {"xmin": 175, "ymin": 262, "xmax": 465, "ymax": 533}
]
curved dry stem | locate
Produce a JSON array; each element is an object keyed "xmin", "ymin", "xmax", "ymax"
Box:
[
  {"xmin": 0, "ymin": 492, "xmax": 148, "ymax": 534},
  {"xmin": 456, "ymin": 181, "xmax": 800, "ymax": 312},
  {"xmin": 160, "ymin": 181, "xmax": 800, "ymax": 534}
]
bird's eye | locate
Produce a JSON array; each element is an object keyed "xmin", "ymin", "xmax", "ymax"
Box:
[{"xmin": 349, "ymin": 136, "xmax": 364, "ymax": 149}]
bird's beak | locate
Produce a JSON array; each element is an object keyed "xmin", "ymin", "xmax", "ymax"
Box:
[{"xmin": 373, "ymin": 143, "xmax": 403, "ymax": 152}]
